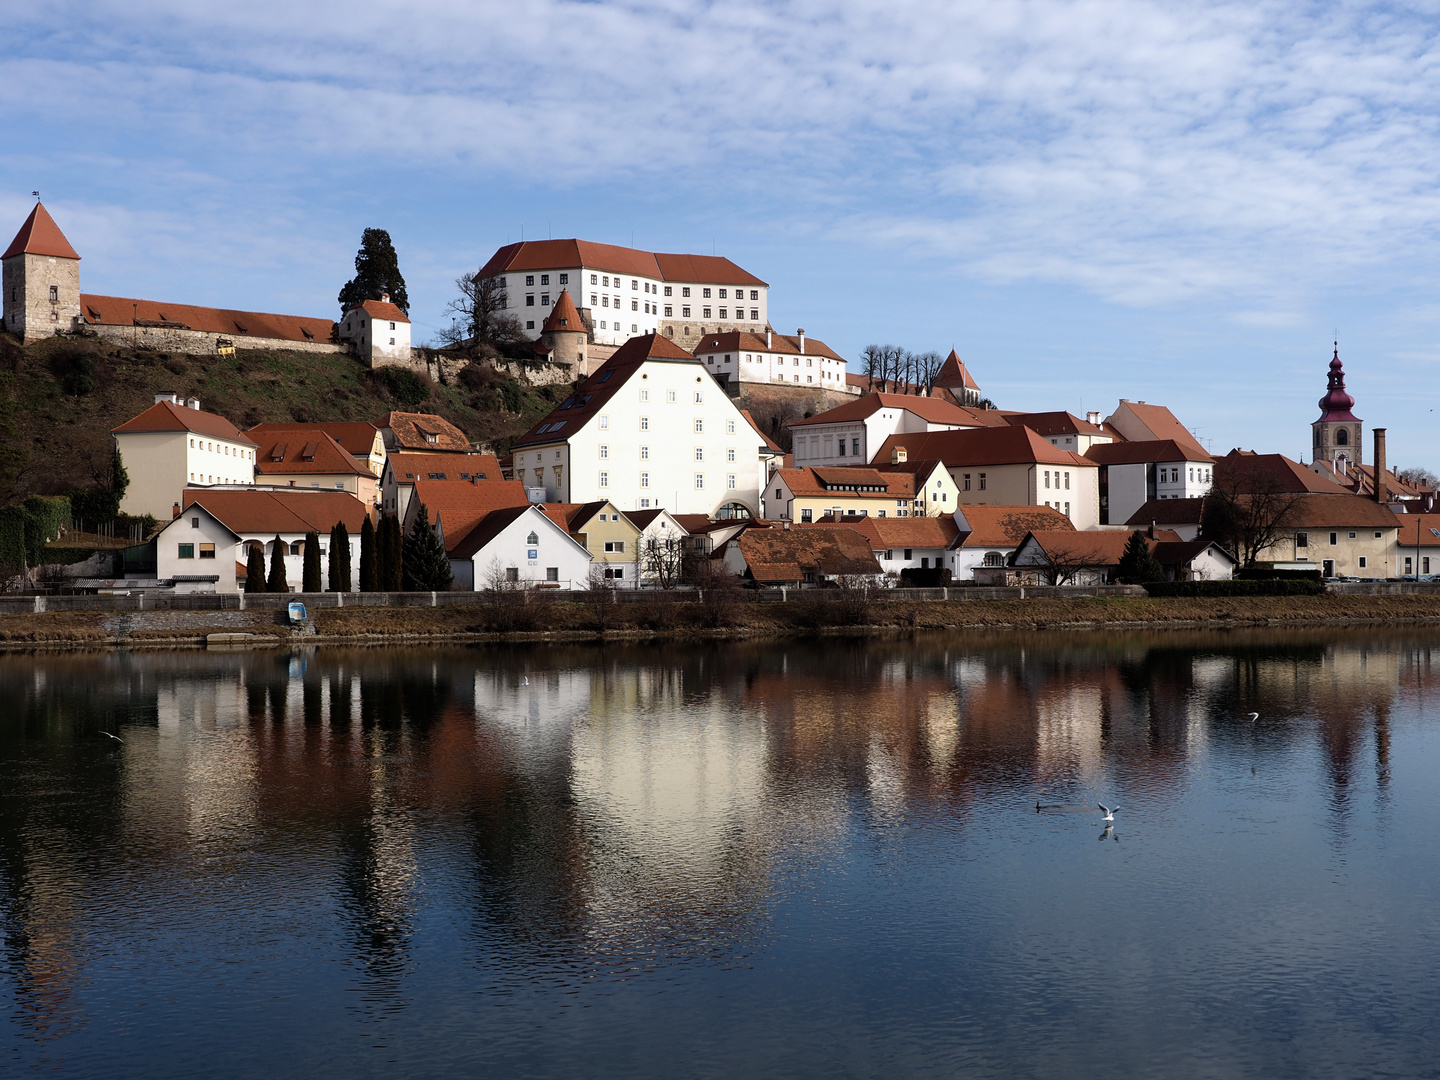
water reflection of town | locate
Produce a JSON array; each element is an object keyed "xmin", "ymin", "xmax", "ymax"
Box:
[{"xmin": 0, "ymin": 630, "xmax": 1434, "ymax": 1035}]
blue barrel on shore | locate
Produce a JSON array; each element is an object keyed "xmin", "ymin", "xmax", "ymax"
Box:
[{"xmin": 288, "ymin": 602, "xmax": 307, "ymax": 624}]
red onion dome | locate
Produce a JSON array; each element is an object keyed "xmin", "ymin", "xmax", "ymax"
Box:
[{"xmin": 1317, "ymin": 345, "xmax": 1359, "ymax": 422}]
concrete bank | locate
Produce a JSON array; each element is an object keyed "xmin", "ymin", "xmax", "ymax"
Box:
[{"xmin": 6, "ymin": 591, "xmax": 1440, "ymax": 651}]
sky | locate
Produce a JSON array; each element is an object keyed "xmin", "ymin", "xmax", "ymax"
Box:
[{"xmin": 7, "ymin": 0, "xmax": 1440, "ymax": 467}]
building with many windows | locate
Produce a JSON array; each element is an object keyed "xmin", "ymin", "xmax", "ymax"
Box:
[
  {"xmin": 112, "ymin": 393, "xmax": 258, "ymax": 519},
  {"xmin": 508, "ymin": 333, "xmax": 766, "ymax": 517},
  {"xmin": 476, "ymin": 239, "xmax": 768, "ymax": 349},
  {"xmin": 789, "ymin": 392, "xmax": 1004, "ymax": 467},
  {"xmin": 693, "ymin": 329, "xmax": 847, "ymax": 393}
]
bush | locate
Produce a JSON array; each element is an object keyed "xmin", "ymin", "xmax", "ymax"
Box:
[
  {"xmin": 22, "ymin": 495, "xmax": 70, "ymax": 564},
  {"xmin": 0, "ymin": 507, "xmax": 27, "ymax": 573},
  {"xmin": 369, "ymin": 366, "xmax": 432, "ymax": 410},
  {"xmin": 1143, "ymin": 579, "xmax": 1326, "ymax": 598}
]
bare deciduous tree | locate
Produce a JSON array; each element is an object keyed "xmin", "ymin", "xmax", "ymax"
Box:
[
  {"xmin": 641, "ymin": 535, "xmax": 691, "ymax": 590},
  {"xmin": 1201, "ymin": 468, "xmax": 1305, "ymax": 568},
  {"xmin": 435, "ymin": 273, "xmax": 524, "ymax": 353}
]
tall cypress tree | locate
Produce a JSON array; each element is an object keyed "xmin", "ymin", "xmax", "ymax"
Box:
[
  {"xmin": 245, "ymin": 544, "xmax": 266, "ymax": 593},
  {"xmin": 329, "ymin": 521, "xmax": 351, "ymax": 592},
  {"xmin": 383, "ymin": 515, "xmax": 404, "ymax": 591},
  {"xmin": 302, "ymin": 530, "xmax": 322, "ymax": 592},
  {"xmin": 266, "ymin": 535, "xmax": 289, "ymax": 593},
  {"xmin": 359, "ymin": 516, "xmax": 379, "ymax": 592},
  {"xmin": 402, "ymin": 504, "xmax": 453, "ymax": 591},
  {"xmin": 337, "ymin": 228, "xmax": 408, "ymax": 315}
]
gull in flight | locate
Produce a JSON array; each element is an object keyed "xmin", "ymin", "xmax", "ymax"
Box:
[
  {"xmin": 1246, "ymin": 712, "xmax": 1259, "ymax": 722},
  {"xmin": 522, "ymin": 676, "xmax": 529, "ymax": 686},
  {"xmin": 101, "ymin": 730, "xmax": 123, "ymax": 744},
  {"xmin": 1098, "ymin": 803, "xmax": 1119, "ymax": 822}
]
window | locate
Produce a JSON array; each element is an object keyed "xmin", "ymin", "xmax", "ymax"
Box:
[
  {"xmin": 599, "ymin": 445, "xmax": 609, "ymax": 459},
  {"xmin": 389, "ymin": 321, "xmax": 396, "ymax": 330},
  {"xmin": 695, "ymin": 391, "xmax": 704, "ymax": 403},
  {"xmin": 718, "ymin": 288, "xmax": 727, "ymax": 299},
  {"xmin": 682, "ymin": 306, "xmax": 691, "ymax": 317},
  {"xmin": 541, "ymin": 294, "xmax": 550, "ymax": 306},
  {"xmin": 979, "ymin": 473, "xmax": 987, "ymax": 491},
  {"xmin": 664, "ymin": 306, "xmax": 673, "ymax": 317},
  {"xmin": 546, "ymin": 567, "xmax": 560, "ymax": 582},
  {"xmin": 1375, "ymin": 531, "xmax": 1383, "ymax": 539},
  {"xmin": 719, "ymin": 308, "xmax": 728, "ymax": 319},
  {"xmin": 1044, "ymin": 471, "xmax": 1050, "ymax": 489},
  {"xmin": 559, "ymin": 273, "xmax": 568, "ymax": 284},
  {"xmin": 505, "ymin": 567, "xmax": 520, "ymax": 582},
  {"xmin": 750, "ymin": 309, "xmax": 759, "ymax": 320},
  {"xmin": 526, "ymin": 531, "xmax": 540, "ymax": 545},
  {"xmin": 750, "ymin": 290, "xmax": 759, "ymax": 301},
  {"xmin": 726, "ymin": 419, "xmax": 736, "ymax": 434},
  {"xmin": 631, "ymin": 300, "xmax": 638, "ymax": 311},
  {"xmin": 48, "ymin": 285, "xmax": 58, "ymax": 301},
  {"xmin": 1296, "ymin": 532, "xmax": 1309, "ymax": 548},
  {"xmin": 599, "ymin": 415, "xmax": 609, "ymax": 429},
  {"xmin": 695, "ymin": 473, "xmax": 705, "ymax": 489},
  {"xmin": 604, "ymin": 541, "xmax": 625, "ymax": 553},
  {"xmin": 191, "ymin": 517, "xmax": 200, "ymax": 528},
  {"xmin": 526, "ymin": 320, "xmax": 534, "ymax": 329},
  {"xmin": 727, "ymin": 474, "xmax": 736, "ymax": 489},
  {"xmin": 695, "ymin": 447, "xmax": 705, "ymax": 461},
  {"xmin": 177, "ymin": 543, "xmax": 195, "ymax": 559},
  {"xmin": 667, "ymin": 390, "xmax": 677, "ymax": 403},
  {"xmin": 640, "ymin": 472, "xmax": 650, "ymax": 488},
  {"xmin": 694, "ymin": 419, "xmax": 703, "ymax": 433},
  {"xmin": 1359, "ymin": 556, "xmax": 1368, "ymax": 569},
  {"xmin": 602, "ymin": 276, "xmax": 610, "ymax": 287},
  {"xmin": 852, "ymin": 438, "xmax": 860, "ymax": 456},
  {"xmin": 640, "ymin": 445, "xmax": 650, "ymax": 459},
  {"xmin": 525, "ymin": 275, "xmax": 535, "ymax": 286},
  {"xmin": 199, "ymin": 543, "xmax": 215, "ymax": 559},
  {"xmin": 591, "ymin": 294, "xmax": 598, "ymax": 305},
  {"xmin": 726, "ymin": 448, "xmax": 735, "ymax": 462},
  {"xmin": 963, "ymin": 474, "xmax": 971, "ymax": 491},
  {"xmin": 640, "ymin": 416, "xmax": 650, "ymax": 430},
  {"xmin": 631, "ymin": 279, "xmax": 639, "ymax": 290},
  {"xmin": 1330, "ymin": 532, "xmax": 1338, "ymax": 545},
  {"xmin": 540, "ymin": 274, "xmax": 549, "ymax": 285},
  {"xmin": 640, "ymin": 389, "xmax": 649, "ymax": 402},
  {"xmin": 1064, "ymin": 472, "xmax": 1070, "ymax": 490},
  {"xmin": 837, "ymin": 440, "xmax": 846, "ymax": 458},
  {"xmin": 1348, "ymin": 531, "xmax": 1357, "ymax": 539},
  {"xmin": 599, "ymin": 471, "xmax": 609, "ymax": 487}
]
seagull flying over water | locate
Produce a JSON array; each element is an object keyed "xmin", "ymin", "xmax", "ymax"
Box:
[
  {"xmin": 1246, "ymin": 712, "xmax": 1259, "ymax": 722},
  {"xmin": 101, "ymin": 730, "xmax": 123, "ymax": 744},
  {"xmin": 1098, "ymin": 803, "xmax": 1119, "ymax": 822},
  {"xmin": 522, "ymin": 676, "xmax": 529, "ymax": 686}
]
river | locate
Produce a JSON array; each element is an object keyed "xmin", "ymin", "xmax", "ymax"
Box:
[{"xmin": 2, "ymin": 630, "xmax": 1438, "ymax": 1078}]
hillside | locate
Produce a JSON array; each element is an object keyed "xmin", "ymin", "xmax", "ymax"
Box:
[{"xmin": 0, "ymin": 334, "xmax": 572, "ymax": 502}]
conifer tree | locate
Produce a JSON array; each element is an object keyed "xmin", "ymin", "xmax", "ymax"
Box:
[
  {"xmin": 1117, "ymin": 530, "xmax": 1165, "ymax": 584},
  {"xmin": 266, "ymin": 535, "xmax": 289, "ymax": 593},
  {"xmin": 337, "ymin": 228, "xmax": 408, "ymax": 315},
  {"xmin": 402, "ymin": 504, "xmax": 453, "ymax": 591},
  {"xmin": 245, "ymin": 544, "xmax": 266, "ymax": 593},
  {"xmin": 359, "ymin": 516, "xmax": 379, "ymax": 592},
  {"xmin": 329, "ymin": 521, "xmax": 351, "ymax": 592},
  {"xmin": 383, "ymin": 515, "xmax": 404, "ymax": 590},
  {"xmin": 302, "ymin": 530, "xmax": 322, "ymax": 592}
]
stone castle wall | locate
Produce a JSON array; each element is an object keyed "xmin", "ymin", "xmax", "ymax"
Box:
[
  {"xmin": 88, "ymin": 323, "xmax": 343, "ymax": 356},
  {"xmin": 3, "ymin": 253, "xmax": 82, "ymax": 342}
]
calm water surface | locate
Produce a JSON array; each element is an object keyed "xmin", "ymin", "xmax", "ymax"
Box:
[{"xmin": 2, "ymin": 630, "xmax": 1439, "ymax": 1078}]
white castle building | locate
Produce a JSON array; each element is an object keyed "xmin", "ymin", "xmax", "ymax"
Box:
[{"xmin": 476, "ymin": 239, "xmax": 768, "ymax": 352}]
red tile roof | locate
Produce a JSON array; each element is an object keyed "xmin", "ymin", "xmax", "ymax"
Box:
[
  {"xmin": 357, "ymin": 298, "xmax": 410, "ymax": 324},
  {"xmin": 1396, "ymin": 514, "xmax": 1440, "ymax": 548},
  {"xmin": 246, "ymin": 421, "xmax": 380, "ymax": 462},
  {"xmin": 80, "ymin": 294, "xmax": 334, "ymax": 344},
  {"xmin": 1276, "ymin": 493, "xmax": 1403, "ymax": 530},
  {"xmin": 790, "ymin": 391, "xmax": 993, "ymax": 429},
  {"xmin": 806, "ymin": 514, "xmax": 960, "ymax": 549},
  {"xmin": 875, "ymin": 426, "xmax": 1094, "ymax": 468},
  {"xmin": 3, "ymin": 203, "xmax": 80, "ymax": 261},
  {"xmin": 477, "ymin": 240, "xmax": 766, "ymax": 286},
  {"xmin": 375, "ymin": 412, "xmax": 472, "ymax": 453},
  {"xmin": 1006, "ymin": 411, "xmax": 1109, "ymax": 439},
  {"xmin": 1215, "ymin": 451, "xmax": 1350, "ymax": 495},
  {"xmin": 776, "ymin": 467, "xmax": 917, "ymax": 499},
  {"xmin": 1023, "ymin": 529, "xmax": 1182, "ymax": 566},
  {"xmin": 1110, "ymin": 401, "xmax": 1209, "ymax": 460},
  {"xmin": 952, "ymin": 505, "xmax": 1075, "ymax": 547},
  {"xmin": 251, "ymin": 429, "xmax": 372, "ymax": 478},
  {"xmin": 541, "ymin": 289, "xmax": 584, "ymax": 333},
  {"xmin": 1085, "ymin": 439, "xmax": 1213, "ymax": 465},
  {"xmin": 696, "ymin": 330, "xmax": 844, "ymax": 363},
  {"xmin": 408, "ymin": 479, "xmax": 531, "ymax": 551},
  {"xmin": 112, "ymin": 400, "xmax": 257, "ymax": 444},
  {"xmin": 512, "ymin": 333, "xmax": 698, "ymax": 449},
  {"xmin": 180, "ymin": 488, "xmax": 370, "ymax": 535},
  {"xmin": 1124, "ymin": 498, "xmax": 1205, "ymax": 527},
  {"xmin": 933, "ymin": 349, "xmax": 980, "ymax": 391},
  {"xmin": 384, "ymin": 452, "xmax": 502, "ymax": 483},
  {"xmin": 734, "ymin": 526, "xmax": 880, "ymax": 582}
]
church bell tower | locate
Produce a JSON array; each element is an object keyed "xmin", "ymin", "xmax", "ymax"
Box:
[{"xmin": 1312, "ymin": 344, "xmax": 1362, "ymax": 474}]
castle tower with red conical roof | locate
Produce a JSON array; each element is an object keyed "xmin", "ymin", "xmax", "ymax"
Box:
[
  {"xmin": 1312, "ymin": 343, "xmax": 1362, "ymax": 473},
  {"xmin": 533, "ymin": 289, "xmax": 591, "ymax": 374},
  {"xmin": 3, "ymin": 202, "xmax": 82, "ymax": 342}
]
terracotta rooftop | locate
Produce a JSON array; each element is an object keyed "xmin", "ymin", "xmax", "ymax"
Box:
[
  {"xmin": 933, "ymin": 349, "xmax": 980, "ymax": 391},
  {"xmin": 791, "ymin": 391, "xmax": 992, "ymax": 429},
  {"xmin": 477, "ymin": 239, "xmax": 767, "ymax": 286},
  {"xmin": 1124, "ymin": 498, "xmax": 1206, "ymax": 527},
  {"xmin": 541, "ymin": 289, "xmax": 584, "ymax": 333},
  {"xmin": 734, "ymin": 526, "xmax": 881, "ymax": 583},
  {"xmin": 3, "ymin": 202, "xmax": 80, "ymax": 261},
  {"xmin": 875, "ymin": 426, "xmax": 1093, "ymax": 469},
  {"xmin": 408, "ymin": 479, "xmax": 530, "ymax": 552},
  {"xmin": 952, "ymin": 505, "xmax": 1075, "ymax": 548},
  {"xmin": 1006, "ymin": 411, "xmax": 1109, "ymax": 439},
  {"xmin": 356, "ymin": 298, "xmax": 410, "ymax": 324},
  {"xmin": 252, "ymin": 430, "xmax": 372, "ymax": 478},
  {"xmin": 375, "ymin": 411, "xmax": 472, "ymax": 453},
  {"xmin": 1396, "ymin": 514, "xmax": 1440, "ymax": 549},
  {"xmin": 775, "ymin": 467, "xmax": 917, "ymax": 499},
  {"xmin": 244, "ymin": 421, "xmax": 382, "ymax": 462},
  {"xmin": 1022, "ymin": 529, "xmax": 1182, "ymax": 566},
  {"xmin": 112, "ymin": 400, "xmax": 257, "ymax": 445},
  {"xmin": 806, "ymin": 514, "xmax": 960, "ymax": 549},
  {"xmin": 1109, "ymin": 401, "xmax": 1209, "ymax": 460},
  {"xmin": 1276, "ymin": 493, "xmax": 1404, "ymax": 530},
  {"xmin": 180, "ymin": 488, "xmax": 369, "ymax": 535},
  {"xmin": 384, "ymin": 452, "xmax": 501, "ymax": 484},
  {"xmin": 80, "ymin": 294, "xmax": 334, "ymax": 344},
  {"xmin": 1085, "ymin": 439, "xmax": 1213, "ymax": 466},
  {"xmin": 696, "ymin": 330, "xmax": 844, "ymax": 363},
  {"xmin": 1216, "ymin": 451, "xmax": 1351, "ymax": 495},
  {"xmin": 511, "ymin": 333, "xmax": 698, "ymax": 450}
]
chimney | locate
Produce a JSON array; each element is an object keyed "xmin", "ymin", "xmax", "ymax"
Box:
[
  {"xmin": 1149, "ymin": 520, "xmax": 1156, "ymax": 539},
  {"xmin": 172, "ymin": 502, "xmax": 181, "ymax": 519},
  {"xmin": 155, "ymin": 391, "xmax": 179, "ymax": 405},
  {"xmin": 783, "ymin": 520, "xmax": 790, "ymax": 530},
  {"xmin": 1374, "ymin": 428, "xmax": 1388, "ymax": 503},
  {"xmin": 1087, "ymin": 411, "xmax": 1101, "ymax": 425},
  {"xmin": 185, "ymin": 397, "xmax": 200, "ymax": 411},
  {"xmin": 381, "ymin": 292, "xmax": 390, "ymax": 303},
  {"xmin": 891, "ymin": 446, "xmax": 907, "ymax": 464},
  {"xmin": 797, "ymin": 328, "xmax": 806, "ymax": 354},
  {"xmin": 765, "ymin": 328, "xmax": 772, "ymax": 349}
]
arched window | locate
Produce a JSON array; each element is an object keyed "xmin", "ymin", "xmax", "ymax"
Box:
[
  {"xmin": 982, "ymin": 551, "xmax": 1006, "ymax": 567},
  {"xmin": 1336, "ymin": 428, "xmax": 1349, "ymax": 446},
  {"xmin": 526, "ymin": 531, "xmax": 539, "ymax": 545},
  {"xmin": 714, "ymin": 502, "xmax": 752, "ymax": 520}
]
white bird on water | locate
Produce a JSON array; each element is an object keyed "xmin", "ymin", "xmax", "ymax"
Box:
[
  {"xmin": 1098, "ymin": 803, "xmax": 1119, "ymax": 822},
  {"xmin": 521, "ymin": 676, "xmax": 529, "ymax": 686}
]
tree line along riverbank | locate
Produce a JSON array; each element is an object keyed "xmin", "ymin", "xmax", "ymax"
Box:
[{"xmin": 5, "ymin": 592, "xmax": 1440, "ymax": 649}]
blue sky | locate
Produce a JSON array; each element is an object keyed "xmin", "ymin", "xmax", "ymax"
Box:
[{"xmin": 7, "ymin": 0, "xmax": 1440, "ymax": 467}]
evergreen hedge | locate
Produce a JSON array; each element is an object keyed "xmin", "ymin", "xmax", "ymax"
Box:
[{"xmin": 1143, "ymin": 579, "xmax": 1326, "ymax": 598}]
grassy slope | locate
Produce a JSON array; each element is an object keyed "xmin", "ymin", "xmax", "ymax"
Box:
[{"xmin": 0, "ymin": 333, "xmax": 572, "ymax": 498}]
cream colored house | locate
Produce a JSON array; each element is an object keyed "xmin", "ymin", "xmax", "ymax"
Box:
[
  {"xmin": 873, "ymin": 427, "xmax": 1101, "ymax": 530},
  {"xmin": 542, "ymin": 501, "xmax": 642, "ymax": 584},
  {"xmin": 112, "ymin": 394, "xmax": 258, "ymax": 519},
  {"xmin": 789, "ymin": 392, "xmax": 1002, "ymax": 467},
  {"xmin": 767, "ymin": 466, "xmax": 922, "ymax": 523}
]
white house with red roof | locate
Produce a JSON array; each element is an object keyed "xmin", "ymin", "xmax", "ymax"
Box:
[
  {"xmin": 1085, "ymin": 440, "xmax": 1214, "ymax": 526},
  {"xmin": 693, "ymin": 328, "xmax": 847, "ymax": 393},
  {"xmin": 508, "ymin": 333, "xmax": 766, "ymax": 518},
  {"xmin": 477, "ymin": 239, "xmax": 768, "ymax": 350},
  {"xmin": 112, "ymin": 393, "xmax": 259, "ymax": 519},
  {"xmin": 789, "ymin": 392, "xmax": 1004, "ymax": 468},
  {"xmin": 337, "ymin": 295, "xmax": 411, "ymax": 366}
]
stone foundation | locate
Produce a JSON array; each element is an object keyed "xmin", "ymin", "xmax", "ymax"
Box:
[{"xmin": 88, "ymin": 323, "xmax": 342, "ymax": 356}]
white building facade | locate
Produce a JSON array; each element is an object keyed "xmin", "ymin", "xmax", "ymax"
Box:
[
  {"xmin": 509, "ymin": 334, "xmax": 767, "ymax": 518},
  {"xmin": 790, "ymin": 393, "xmax": 993, "ymax": 467},
  {"xmin": 476, "ymin": 240, "xmax": 768, "ymax": 350},
  {"xmin": 694, "ymin": 329, "xmax": 847, "ymax": 392},
  {"xmin": 113, "ymin": 394, "xmax": 258, "ymax": 519},
  {"xmin": 337, "ymin": 296, "xmax": 411, "ymax": 367},
  {"xmin": 449, "ymin": 504, "xmax": 594, "ymax": 590}
]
